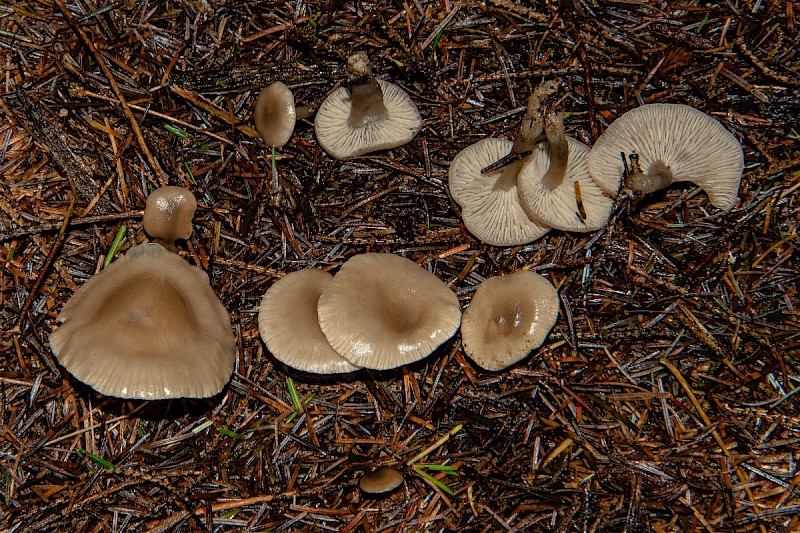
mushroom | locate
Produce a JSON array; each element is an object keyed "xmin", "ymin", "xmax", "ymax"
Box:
[
  {"xmin": 360, "ymin": 466, "xmax": 404, "ymax": 495},
  {"xmin": 142, "ymin": 186, "xmax": 197, "ymax": 251},
  {"xmin": 448, "ymin": 138, "xmax": 550, "ymax": 246},
  {"xmin": 253, "ymin": 81, "xmax": 297, "ymax": 150},
  {"xmin": 460, "ymin": 270, "xmax": 559, "ymax": 371},
  {"xmin": 517, "ymin": 112, "xmax": 613, "ymax": 232},
  {"xmin": 258, "ymin": 269, "xmax": 360, "ymax": 374},
  {"xmin": 314, "ymin": 53, "xmax": 422, "ymax": 160},
  {"xmin": 317, "ymin": 253, "xmax": 461, "ymax": 370},
  {"xmin": 49, "ymin": 243, "xmax": 236, "ymax": 399},
  {"xmin": 587, "ymin": 103, "xmax": 744, "ymax": 210}
]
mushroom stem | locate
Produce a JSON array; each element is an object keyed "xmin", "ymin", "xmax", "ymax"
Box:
[
  {"xmin": 541, "ymin": 112, "xmax": 570, "ymax": 191},
  {"xmin": 626, "ymin": 155, "xmax": 674, "ymax": 194},
  {"xmin": 348, "ymin": 78, "xmax": 389, "ymax": 128}
]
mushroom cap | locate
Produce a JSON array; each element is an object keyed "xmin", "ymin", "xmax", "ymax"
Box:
[
  {"xmin": 50, "ymin": 243, "xmax": 236, "ymax": 399},
  {"xmin": 314, "ymin": 79, "xmax": 422, "ymax": 160},
  {"xmin": 518, "ymin": 137, "xmax": 613, "ymax": 232},
  {"xmin": 461, "ymin": 270, "xmax": 559, "ymax": 371},
  {"xmin": 143, "ymin": 186, "xmax": 197, "ymax": 248},
  {"xmin": 254, "ymin": 81, "xmax": 297, "ymax": 149},
  {"xmin": 448, "ymin": 138, "xmax": 550, "ymax": 246},
  {"xmin": 258, "ymin": 269, "xmax": 360, "ymax": 374},
  {"xmin": 317, "ymin": 253, "xmax": 462, "ymax": 370},
  {"xmin": 360, "ymin": 466, "xmax": 404, "ymax": 494},
  {"xmin": 587, "ymin": 103, "xmax": 744, "ymax": 210}
]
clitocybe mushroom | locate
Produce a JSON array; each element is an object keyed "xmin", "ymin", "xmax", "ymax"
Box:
[
  {"xmin": 448, "ymin": 138, "xmax": 550, "ymax": 246},
  {"xmin": 258, "ymin": 269, "xmax": 360, "ymax": 374},
  {"xmin": 587, "ymin": 103, "xmax": 744, "ymax": 210},
  {"xmin": 314, "ymin": 53, "xmax": 422, "ymax": 160},
  {"xmin": 517, "ymin": 112, "xmax": 613, "ymax": 232},
  {"xmin": 360, "ymin": 466, "xmax": 404, "ymax": 495},
  {"xmin": 253, "ymin": 81, "xmax": 297, "ymax": 150},
  {"xmin": 317, "ymin": 253, "xmax": 461, "ymax": 370},
  {"xmin": 143, "ymin": 186, "xmax": 197, "ymax": 251},
  {"xmin": 461, "ymin": 270, "xmax": 559, "ymax": 371},
  {"xmin": 50, "ymin": 243, "xmax": 236, "ymax": 399}
]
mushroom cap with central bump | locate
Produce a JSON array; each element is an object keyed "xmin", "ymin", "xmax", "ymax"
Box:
[
  {"xmin": 143, "ymin": 186, "xmax": 197, "ymax": 250},
  {"xmin": 587, "ymin": 103, "xmax": 744, "ymax": 210},
  {"xmin": 360, "ymin": 466, "xmax": 404, "ymax": 494},
  {"xmin": 314, "ymin": 79, "xmax": 422, "ymax": 160},
  {"xmin": 517, "ymin": 137, "xmax": 613, "ymax": 232},
  {"xmin": 461, "ymin": 270, "xmax": 559, "ymax": 371},
  {"xmin": 449, "ymin": 138, "xmax": 550, "ymax": 246},
  {"xmin": 49, "ymin": 243, "xmax": 236, "ymax": 399},
  {"xmin": 258, "ymin": 269, "xmax": 360, "ymax": 374},
  {"xmin": 317, "ymin": 253, "xmax": 462, "ymax": 370},
  {"xmin": 253, "ymin": 81, "xmax": 297, "ymax": 149}
]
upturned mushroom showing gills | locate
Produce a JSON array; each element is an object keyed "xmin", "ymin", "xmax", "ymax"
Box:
[
  {"xmin": 50, "ymin": 243, "xmax": 236, "ymax": 399},
  {"xmin": 258, "ymin": 269, "xmax": 360, "ymax": 374},
  {"xmin": 314, "ymin": 53, "xmax": 422, "ymax": 160},
  {"xmin": 461, "ymin": 270, "xmax": 559, "ymax": 371},
  {"xmin": 449, "ymin": 138, "xmax": 550, "ymax": 246},
  {"xmin": 587, "ymin": 103, "xmax": 744, "ymax": 210},
  {"xmin": 143, "ymin": 186, "xmax": 197, "ymax": 251},
  {"xmin": 517, "ymin": 112, "xmax": 613, "ymax": 232},
  {"xmin": 253, "ymin": 81, "xmax": 297, "ymax": 149},
  {"xmin": 317, "ymin": 253, "xmax": 462, "ymax": 371}
]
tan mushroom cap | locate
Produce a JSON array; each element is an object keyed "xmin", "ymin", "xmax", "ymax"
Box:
[
  {"xmin": 449, "ymin": 138, "xmax": 550, "ymax": 246},
  {"xmin": 254, "ymin": 81, "xmax": 297, "ymax": 149},
  {"xmin": 143, "ymin": 186, "xmax": 197, "ymax": 250},
  {"xmin": 518, "ymin": 137, "xmax": 613, "ymax": 232},
  {"xmin": 314, "ymin": 79, "xmax": 422, "ymax": 160},
  {"xmin": 317, "ymin": 253, "xmax": 462, "ymax": 370},
  {"xmin": 360, "ymin": 466, "xmax": 404, "ymax": 494},
  {"xmin": 587, "ymin": 103, "xmax": 744, "ymax": 210},
  {"xmin": 50, "ymin": 243, "xmax": 235, "ymax": 399},
  {"xmin": 461, "ymin": 270, "xmax": 559, "ymax": 371},
  {"xmin": 258, "ymin": 269, "xmax": 360, "ymax": 374}
]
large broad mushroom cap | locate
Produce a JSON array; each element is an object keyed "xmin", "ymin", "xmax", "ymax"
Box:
[
  {"xmin": 143, "ymin": 186, "xmax": 197, "ymax": 251},
  {"xmin": 317, "ymin": 253, "xmax": 462, "ymax": 370},
  {"xmin": 253, "ymin": 81, "xmax": 297, "ymax": 149},
  {"xmin": 587, "ymin": 103, "xmax": 744, "ymax": 210},
  {"xmin": 517, "ymin": 114, "xmax": 613, "ymax": 232},
  {"xmin": 258, "ymin": 269, "xmax": 360, "ymax": 374},
  {"xmin": 449, "ymin": 138, "xmax": 550, "ymax": 246},
  {"xmin": 50, "ymin": 243, "xmax": 236, "ymax": 399},
  {"xmin": 461, "ymin": 270, "xmax": 559, "ymax": 371},
  {"xmin": 314, "ymin": 78, "xmax": 422, "ymax": 160}
]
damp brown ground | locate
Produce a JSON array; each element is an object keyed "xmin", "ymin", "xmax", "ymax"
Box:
[{"xmin": 1, "ymin": 2, "xmax": 799, "ymax": 532}]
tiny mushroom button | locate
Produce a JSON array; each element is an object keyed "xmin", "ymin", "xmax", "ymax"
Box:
[
  {"xmin": 142, "ymin": 185, "xmax": 197, "ymax": 251},
  {"xmin": 253, "ymin": 81, "xmax": 297, "ymax": 149}
]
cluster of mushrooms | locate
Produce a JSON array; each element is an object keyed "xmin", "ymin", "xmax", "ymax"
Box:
[{"xmin": 48, "ymin": 53, "xmax": 746, "ymax": 401}]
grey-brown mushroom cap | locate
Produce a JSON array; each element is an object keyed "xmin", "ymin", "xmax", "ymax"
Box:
[
  {"xmin": 449, "ymin": 138, "xmax": 550, "ymax": 246},
  {"xmin": 461, "ymin": 270, "xmax": 559, "ymax": 372},
  {"xmin": 314, "ymin": 79, "xmax": 422, "ymax": 160},
  {"xmin": 360, "ymin": 466, "xmax": 404, "ymax": 494},
  {"xmin": 258, "ymin": 269, "xmax": 361, "ymax": 374},
  {"xmin": 317, "ymin": 253, "xmax": 462, "ymax": 370},
  {"xmin": 143, "ymin": 186, "xmax": 197, "ymax": 248},
  {"xmin": 49, "ymin": 243, "xmax": 236, "ymax": 399},
  {"xmin": 518, "ymin": 137, "xmax": 613, "ymax": 232},
  {"xmin": 587, "ymin": 103, "xmax": 744, "ymax": 210},
  {"xmin": 254, "ymin": 81, "xmax": 297, "ymax": 149}
]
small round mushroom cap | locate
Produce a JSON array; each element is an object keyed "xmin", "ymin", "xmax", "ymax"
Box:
[
  {"xmin": 518, "ymin": 137, "xmax": 613, "ymax": 232},
  {"xmin": 258, "ymin": 269, "xmax": 360, "ymax": 374},
  {"xmin": 50, "ymin": 243, "xmax": 236, "ymax": 399},
  {"xmin": 359, "ymin": 466, "xmax": 404, "ymax": 494},
  {"xmin": 461, "ymin": 270, "xmax": 559, "ymax": 371},
  {"xmin": 143, "ymin": 186, "xmax": 197, "ymax": 250},
  {"xmin": 449, "ymin": 138, "xmax": 550, "ymax": 246},
  {"xmin": 317, "ymin": 253, "xmax": 462, "ymax": 370},
  {"xmin": 587, "ymin": 103, "xmax": 744, "ymax": 210},
  {"xmin": 314, "ymin": 79, "xmax": 422, "ymax": 160},
  {"xmin": 254, "ymin": 81, "xmax": 297, "ymax": 149}
]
